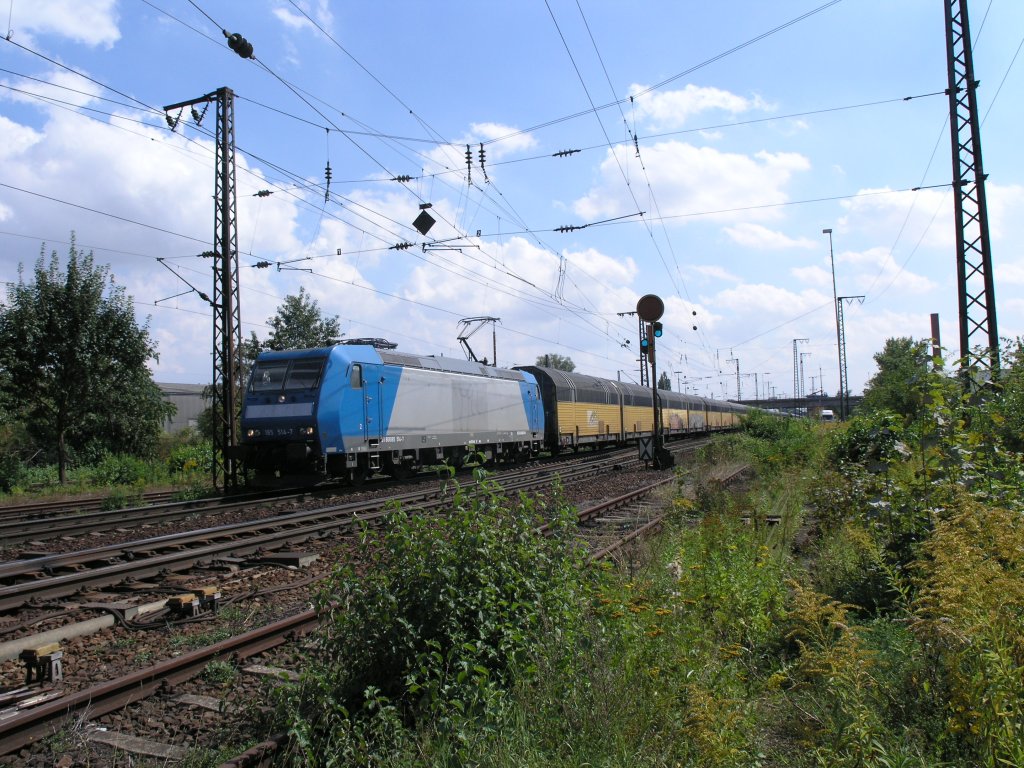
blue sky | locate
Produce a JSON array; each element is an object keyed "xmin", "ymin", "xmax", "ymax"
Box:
[{"xmin": 1, "ymin": 0, "xmax": 1022, "ymax": 399}]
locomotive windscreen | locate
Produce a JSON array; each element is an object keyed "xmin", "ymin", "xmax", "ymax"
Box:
[{"xmin": 249, "ymin": 358, "xmax": 326, "ymax": 392}]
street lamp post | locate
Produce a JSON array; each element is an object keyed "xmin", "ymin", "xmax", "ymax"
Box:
[{"xmin": 823, "ymin": 228, "xmax": 845, "ymax": 420}]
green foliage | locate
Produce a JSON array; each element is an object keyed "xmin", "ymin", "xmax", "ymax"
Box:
[
  {"xmin": 912, "ymin": 501, "xmax": 1024, "ymax": 767},
  {"xmin": 780, "ymin": 583, "xmax": 935, "ymax": 767},
  {"xmin": 535, "ymin": 353, "xmax": 574, "ymax": 371},
  {"xmin": 811, "ymin": 522, "xmax": 900, "ymax": 616},
  {"xmin": 0, "ymin": 237, "xmax": 173, "ymax": 483},
  {"xmin": 720, "ymin": 411, "xmax": 822, "ymax": 478},
  {"xmin": 202, "ymin": 660, "xmax": 238, "ymax": 687},
  {"xmin": 264, "ymin": 287, "xmax": 342, "ymax": 351},
  {"xmin": 827, "ymin": 410, "xmax": 908, "ymax": 468},
  {"xmin": 99, "ymin": 485, "xmax": 145, "ymax": 511},
  {"xmin": 272, "ymin": 473, "xmax": 587, "ymax": 765},
  {"xmin": 860, "ymin": 337, "xmax": 937, "ymax": 423},
  {"xmin": 669, "ymin": 515, "xmax": 789, "ymax": 652},
  {"xmin": 89, "ymin": 452, "xmax": 153, "ymax": 486},
  {"xmin": 742, "ymin": 408, "xmax": 791, "ymax": 441},
  {"xmin": 0, "ymin": 451, "xmax": 27, "ymax": 493},
  {"xmin": 166, "ymin": 438, "xmax": 212, "ymax": 477},
  {"xmin": 991, "ymin": 338, "xmax": 1024, "ymax": 451}
]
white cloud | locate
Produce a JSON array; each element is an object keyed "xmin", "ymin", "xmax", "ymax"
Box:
[
  {"xmin": 0, "ymin": 115, "xmax": 43, "ymax": 159},
  {"xmin": 572, "ymin": 142, "xmax": 810, "ymax": 223},
  {"xmin": 422, "ymin": 124, "xmax": 537, "ymax": 180},
  {"xmin": 724, "ymin": 223, "xmax": 817, "ymax": 250},
  {"xmin": 272, "ymin": 1, "xmax": 334, "ymax": 32},
  {"xmin": 843, "ymin": 246, "xmax": 936, "ymax": 296},
  {"xmin": 467, "ymin": 123, "xmax": 537, "ymax": 160},
  {"xmin": 272, "ymin": 7, "xmax": 313, "ymax": 31},
  {"xmin": 627, "ymin": 83, "xmax": 771, "ymax": 131},
  {"xmin": 711, "ymin": 282, "xmax": 828, "ymax": 317},
  {"xmin": 2, "ymin": 70, "xmax": 106, "ymax": 115},
  {"xmin": 791, "ymin": 264, "xmax": 831, "ymax": 287},
  {"xmin": 997, "ymin": 260, "xmax": 1024, "ymax": 286},
  {"xmin": 987, "ymin": 183, "xmax": 1024, "ymax": 241},
  {"xmin": 691, "ymin": 264, "xmax": 739, "ymax": 283},
  {"xmin": 839, "ymin": 186, "xmax": 953, "ymax": 251},
  {"xmin": 9, "ymin": 0, "xmax": 120, "ymax": 47}
]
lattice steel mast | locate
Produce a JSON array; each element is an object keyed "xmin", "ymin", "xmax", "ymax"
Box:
[
  {"xmin": 164, "ymin": 87, "xmax": 242, "ymax": 491},
  {"xmin": 944, "ymin": 0, "xmax": 998, "ymax": 377},
  {"xmin": 836, "ymin": 295, "xmax": 864, "ymax": 420}
]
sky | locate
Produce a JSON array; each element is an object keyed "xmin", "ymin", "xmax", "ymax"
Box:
[{"xmin": 1, "ymin": 0, "xmax": 1022, "ymax": 401}]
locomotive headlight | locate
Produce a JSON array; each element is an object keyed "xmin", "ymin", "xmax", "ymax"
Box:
[
  {"xmin": 302, "ymin": 426, "xmax": 315, "ymax": 436},
  {"xmin": 246, "ymin": 428, "xmax": 261, "ymax": 438}
]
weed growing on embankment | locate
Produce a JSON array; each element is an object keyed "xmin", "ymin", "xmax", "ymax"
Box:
[{"xmin": 264, "ymin": 390, "xmax": 1024, "ymax": 767}]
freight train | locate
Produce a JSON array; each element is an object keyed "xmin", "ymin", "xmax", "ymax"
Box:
[{"xmin": 238, "ymin": 343, "xmax": 750, "ymax": 483}]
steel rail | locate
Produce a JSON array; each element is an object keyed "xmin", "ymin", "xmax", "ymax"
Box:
[{"xmin": 0, "ymin": 607, "xmax": 319, "ymax": 756}]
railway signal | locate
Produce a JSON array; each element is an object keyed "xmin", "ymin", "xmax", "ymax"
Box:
[{"xmin": 635, "ymin": 295, "xmax": 673, "ymax": 470}]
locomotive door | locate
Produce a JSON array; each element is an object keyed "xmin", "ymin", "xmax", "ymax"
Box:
[
  {"xmin": 362, "ymin": 363, "xmax": 384, "ymax": 443},
  {"xmin": 341, "ymin": 362, "xmax": 382, "ymax": 446}
]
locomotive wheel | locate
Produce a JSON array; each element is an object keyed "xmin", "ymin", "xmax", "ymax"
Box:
[
  {"xmin": 348, "ymin": 466, "xmax": 367, "ymax": 486},
  {"xmin": 387, "ymin": 462, "xmax": 415, "ymax": 480}
]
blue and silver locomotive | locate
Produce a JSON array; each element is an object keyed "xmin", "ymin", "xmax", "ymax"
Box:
[{"xmin": 240, "ymin": 344, "xmax": 544, "ymax": 483}]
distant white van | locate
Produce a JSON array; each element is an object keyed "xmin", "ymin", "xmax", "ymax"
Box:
[{"xmin": 820, "ymin": 409, "xmax": 836, "ymax": 422}]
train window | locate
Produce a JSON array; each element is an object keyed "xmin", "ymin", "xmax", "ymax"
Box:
[
  {"xmin": 285, "ymin": 359, "xmax": 326, "ymax": 390},
  {"xmin": 350, "ymin": 363, "xmax": 363, "ymax": 389},
  {"xmin": 250, "ymin": 363, "xmax": 288, "ymax": 392}
]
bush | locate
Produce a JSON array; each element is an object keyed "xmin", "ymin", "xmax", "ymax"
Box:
[
  {"xmin": 271, "ymin": 471, "xmax": 588, "ymax": 765},
  {"xmin": 913, "ymin": 500, "xmax": 1024, "ymax": 766},
  {"xmin": 811, "ymin": 522, "xmax": 898, "ymax": 616},
  {"xmin": 166, "ymin": 439, "xmax": 211, "ymax": 477},
  {"xmin": 828, "ymin": 410, "xmax": 907, "ymax": 468},
  {"xmin": 89, "ymin": 452, "xmax": 153, "ymax": 486},
  {"xmin": 0, "ymin": 452, "xmax": 27, "ymax": 493}
]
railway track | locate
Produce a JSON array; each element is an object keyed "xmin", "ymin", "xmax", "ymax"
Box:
[
  {"xmin": 0, "ymin": 444, "xmax": 705, "ymax": 613},
  {"xmin": 1, "ymin": 460, "xmax": 724, "ymax": 762},
  {"xmin": 0, "ymin": 485, "xmax": 346, "ymax": 547},
  {"xmin": 0, "ymin": 440, "xmax": 726, "ymax": 764},
  {"xmin": 0, "ymin": 489, "xmax": 189, "ymax": 520},
  {"xmin": 0, "ymin": 440, "xmax": 692, "ymax": 547}
]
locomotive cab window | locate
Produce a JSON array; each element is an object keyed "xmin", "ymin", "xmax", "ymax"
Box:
[
  {"xmin": 349, "ymin": 363, "xmax": 363, "ymax": 389},
  {"xmin": 284, "ymin": 359, "xmax": 325, "ymax": 390},
  {"xmin": 250, "ymin": 363, "xmax": 288, "ymax": 392}
]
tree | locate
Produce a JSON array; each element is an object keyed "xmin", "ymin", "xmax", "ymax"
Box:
[
  {"xmin": 197, "ymin": 292, "xmax": 342, "ymax": 440},
  {"xmin": 860, "ymin": 337, "xmax": 934, "ymax": 422},
  {"xmin": 0, "ymin": 239, "xmax": 173, "ymax": 483},
  {"xmin": 992, "ymin": 337, "xmax": 1024, "ymax": 452},
  {"xmin": 536, "ymin": 353, "xmax": 575, "ymax": 372},
  {"xmin": 658, "ymin": 372, "xmax": 671, "ymax": 390},
  {"xmin": 264, "ymin": 288, "xmax": 342, "ymax": 351}
]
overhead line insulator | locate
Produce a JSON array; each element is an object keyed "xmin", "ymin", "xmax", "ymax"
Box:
[
  {"xmin": 225, "ymin": 31, "xmax": 254, "ymax": 59},
  {"xmin": 553, "ymin": 149, "xmax": 581, "ymax": 158}
]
